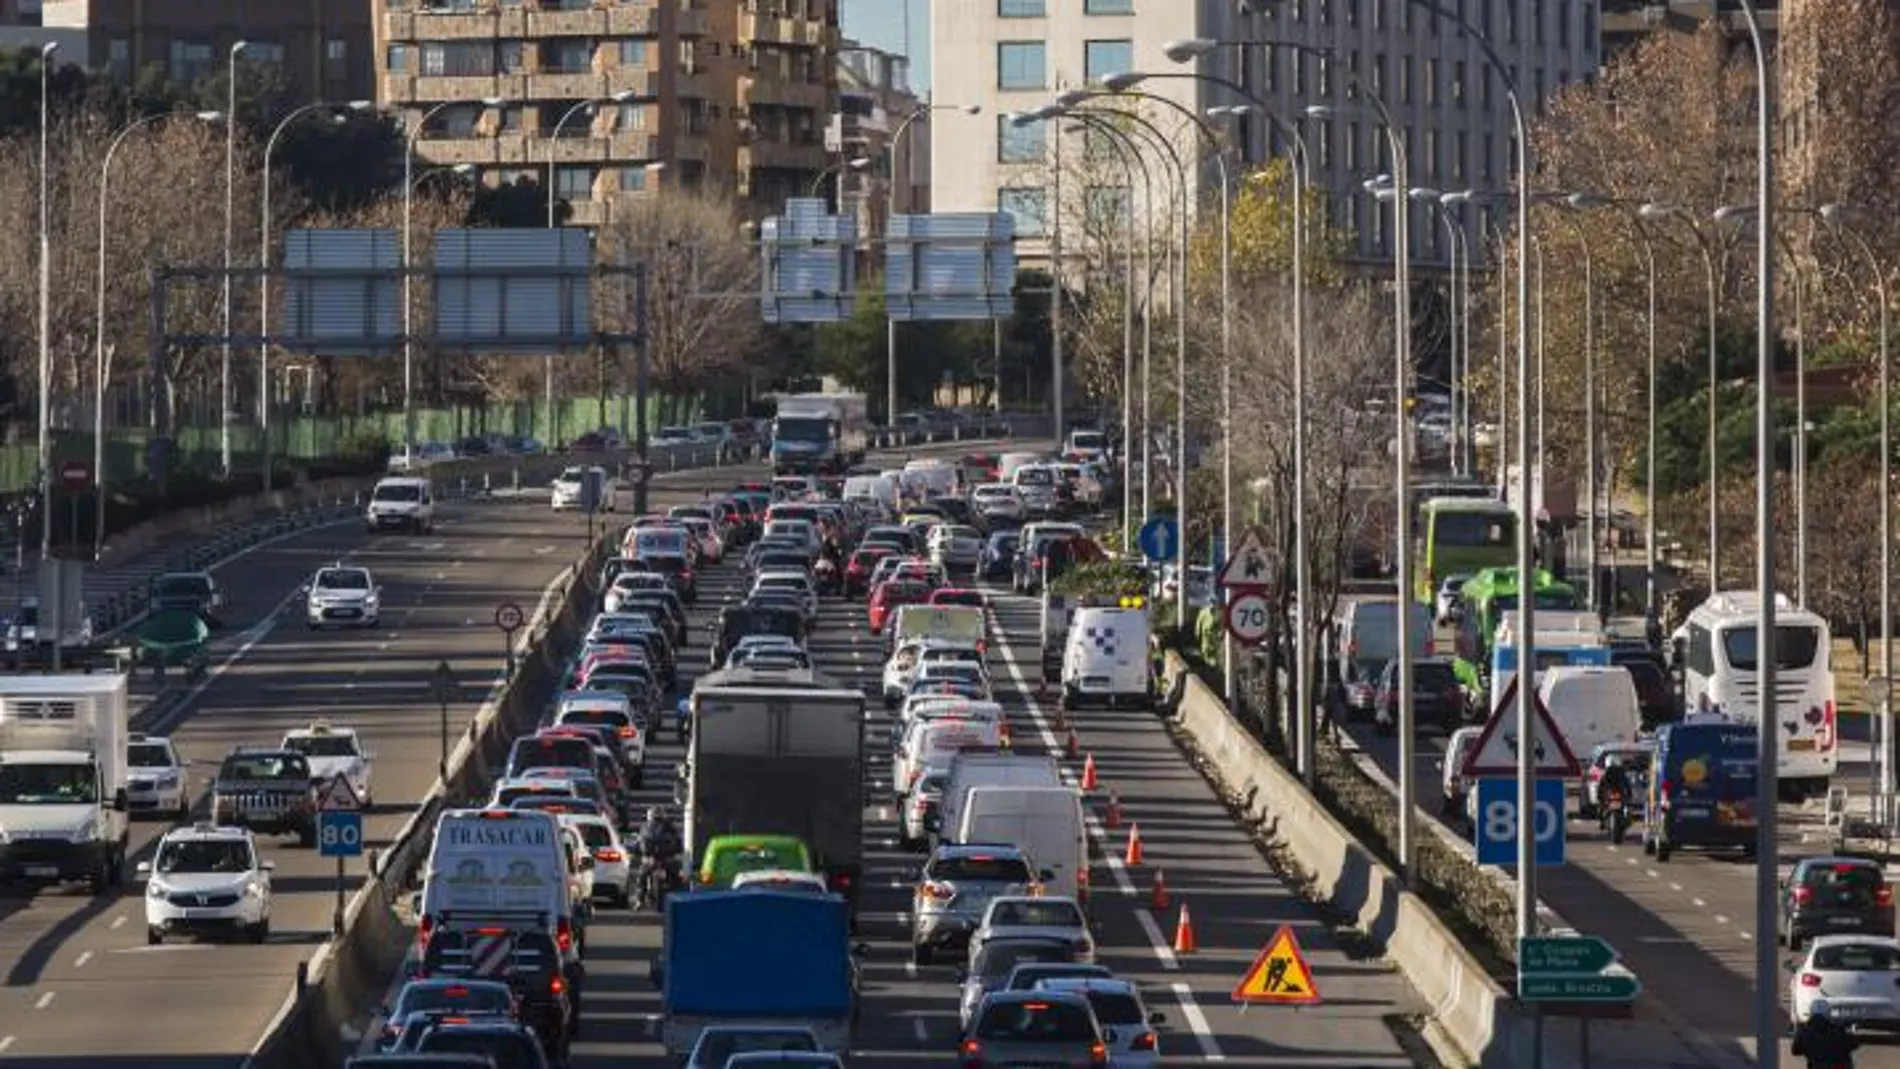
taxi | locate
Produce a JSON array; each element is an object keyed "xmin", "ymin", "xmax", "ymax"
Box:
[
  {"xmin": 281, "ymin": 720, "xmax": 374, "ymax": 807},
  {"xmin": 137, "ymin": 822, "xmax": 274, "ymax": 944}
]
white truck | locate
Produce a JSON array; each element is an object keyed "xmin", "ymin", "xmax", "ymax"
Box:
[
  {"xmin": 934, "ymin": 751, "xmax": 1062, "ymax": 851},
  {"xmin": 770, "ymin": 393, "xmax": 869, "ymax": 474},
  {"xmin": 0, "ymin": 674, "xmax": 131, "ymax": 892}
]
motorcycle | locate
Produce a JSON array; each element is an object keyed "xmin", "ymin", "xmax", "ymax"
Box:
[
  {"xmin": 813, "ymin": 557, "xmax": 843, "ymax": 597},
  {"xmin": 1602, "ymin": 786, "xmax": 1631, "ymax": 845},
  {"xmin": 634, "ymin": 847, "xmax": 684, "ymax": 912}
]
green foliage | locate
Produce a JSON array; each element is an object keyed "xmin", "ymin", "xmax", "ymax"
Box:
[
  {"xmin": 470, "ymin": 175, "xmax": 556, "ymax": 228},
  {"xmin": 1048, "ymin": 561, "xmax": 1148, "ymax": 598},
  {"xmin": 1190, "ymin": 157, "xmax": 1351, "ymax": 290}
]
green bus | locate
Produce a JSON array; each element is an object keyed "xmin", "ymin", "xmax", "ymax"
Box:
[
  {"xmin": 1448, "ymin": 567, "xmax": 1580, "ymax": 691},
  {"xmin": 1414, "ymin": 497, "xmax": 1518, "ymax": 602}
]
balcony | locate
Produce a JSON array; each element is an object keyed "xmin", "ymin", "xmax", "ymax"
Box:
[
  {"xmin": 603, "ymin": 65, "xmax": 662, "ymax": 99},
  {"xmin": 737, "ymin": 75, "xmax": 830, "ymax": 112},
  {"xmin": 795, "ymin": 18, "xmax": 834, "ymax": 48},
  {"xmin": 677, "ymin": 3, "xmax": 708, "ymax": 37},
  {"xmin": 604, "ymin": 4, "xmax": 662, "ymax": 36},
  {"xmin": 525, "ymin": 6, "xmax": 615, "ymax": 38},
  {"xmin": 740, "ymin": 137, "xmax": 824, "ymax": 173},
  {"xmin": 609, "ymin": 132, "xmax": 662, "ymax": 161},
  {"xmin": 672, "ymin": 133, "xmax": 709, "ymax": 162},
  {"xmin": 525, "ymin": 71, "xmax": 612, "ymax": 99},
  {"xmin": 410, "ymin": 133, "xmax": 506, "ymax": 167},
  {"xmin": 384, "ymin": 7, "xmax": 526, "ymax": 42},
  {"xmin": 739, "ymin": 12, "xmax": 796, "ymax": 44},
  {"xmin": 383, "ymin": 73, "xmax": 520, "ymax": 105}
]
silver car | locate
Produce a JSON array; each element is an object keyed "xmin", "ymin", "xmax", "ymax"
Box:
[
  {"xmin": 912, "ymin": 843, "xmax": 1043, "ymax": 965},
  {"xmin": 970, "ymin": 895, "xmax": 1096, "ymax": 964},
  {"xmin": 959, "ymin": 972, "xmax": 1097, "ymax": 1052},
  {"xmin": 929, "ymin": 524, "xmax": 985, "ymax": 573},
  {"xmin": 1034, "ymin": 977, "xmax": 1165, "ymax": 1068}
]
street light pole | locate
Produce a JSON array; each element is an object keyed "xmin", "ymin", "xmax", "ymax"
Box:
[
  {"xmin": 1638, "ymin": 203, "xmax": 1721, "ymax": 585},
  {"xmin": 38, "ymin": 41, "xmax": 57, "ymax": 563},
  {"xmin": 221, "ymin": 40, "xmax": 248, "ymax": 479},
  {"xmin": 1631, "ymin": 216, "xmax": 1660, "ymax": 622}
]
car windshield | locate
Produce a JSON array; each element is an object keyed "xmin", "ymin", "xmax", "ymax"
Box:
[
  {"xmin": 931, "ymin": 854, "xmax": 1032, "ymax": 883},
  {"xmin": 561, "ymin": 708, "xmax": 630, "ymax": 729},
  {"xmin": 1802, "ymin": 864, "xmax": 1885, "ymax": 893},
  {"xmin": 1413, "ymin": 664, "xmax": 1458, "ymax": 690},
  {"xmin": 1016, "ymin": 468, "xmax": 1054, "ymax": 487},
  {"xmin": 0, "ymin": 763, "xmax": 97, "ymax": 804},
  {"xmin": 373, "ymin": 484, "xmax": 421, "ymax": 503},
  {"xmin": 573, "ymin": 822, "xmax": 615, "ymax": 849},
  {"xmin": 989, "ymin": 900, "xmax": 1083, "ymax": 927},
  {"xmin": 316, "ymin": 570, "xmax": 370, "ymax": 591},
  {"xmin": 974, "ymin": 999, "xmax": 1097, "ymax": 1042},
  {"xmin": 1813, "ymin": 943, "xmax": 1900, "ymax": 971},
  {"xmin": 514, "ymin": 797, "xmax": 600, "ymax": 816},
  {"xmin": 284, "ymin": 735, "xmax": 358, "ymax": 758},
  {"xmin": 417, "ymin": 1029, "xmax": 542, "ymax": 1069},
  {"xmin": 128, "ymin": 743, "xmax": 173, "ymax": 767},
  {"xmin": 219, "ymin": 754, "xmax": 308, "ymax": 781},
  {"xmin": 155, "ymin": 838, "xmax": 253, "ymax": 874},
  {"xmin": 1072, "ymin": 432, "xmax": 1106, "ymax": 450},
  {"xmin": 394, "ymin": 982, "xmax": 515, "ymax": 1019},
  {"xmin": 694, "ymin": 1031, "xmax": 819, "ymax": 1066}
]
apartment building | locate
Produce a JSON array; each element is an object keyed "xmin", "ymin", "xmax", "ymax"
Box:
[
  {"xmin": 1602, "ymin": 0, "xmax": 1779, "ymax": 64},
  {"xmin": 375, "ymin": 0, "xmax": 835, "ymax": 225},
  {"xmin": 834, "ymin": 40, "xmax": 925, "ymax": 235},
  {"xmin": 36, "ymin": 0, "xmax": 373, "ymax": 103}
]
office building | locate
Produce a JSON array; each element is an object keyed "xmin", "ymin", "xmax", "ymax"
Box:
[
  {"xmin": 1601, "ymin": 0, "xmax": 1779, "ymax": 64},
  {"xmin": 375, "ymin": 0, "xmax": 837, "ymax": 225}
]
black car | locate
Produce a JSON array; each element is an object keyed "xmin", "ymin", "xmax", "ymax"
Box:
[
  {"xmin": 410, "ymin": 1018, "xmax": 550, "ymax": 1069},
  {"xmin": 711, "ymin": 605, "xmax": 807, "ymax": 667},
  {"xmin": 637, "ymin": 552, "xmax": 697, "ymax": 604},
  {"xmin": 377, "ymin": 978, "xmax": 518, "ymax": 1050},
  {"xmin": 1783, "ymin": 857, "xmax": 1897, "ymax": 950},
  {"xmin": 1611, "ymin": 650, "xmax": 1677, "ymax": 729},
  {"xmin": 417, "ymin": 928, "xmax": 573, "ymax": 1059},
  {"xmin": 1372, "ymin": 657, "xmax": 1464, "ymax": 734},
  {"xmin": 979, "ymin": 531, "xmax": 1020, "ymax": 582}
]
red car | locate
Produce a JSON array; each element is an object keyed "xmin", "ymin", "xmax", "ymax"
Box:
[
  {"xmin": 846, "ymin": 546, "xmax": 897, "ymax": 598},
  {"xmin": 868, "ymin": 580, "xmax": 931, "ymax": 634},
  {"xmin": 929, "ymin": 587, "xmax": 985, "ymax": 609}
]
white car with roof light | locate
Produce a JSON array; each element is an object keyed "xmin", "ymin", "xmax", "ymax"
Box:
[
  {"xmin": 126, "ymin": 733, "xmax": 190, "ymax": 820},
  {"xmin": 305, "ymin": 565, "xmax": 381, "ymax": 629},
  {"xmin": 561, "ymin": 812, "xmax": 632, "ymax": 908},
  {"xmin": 138, "ymin": 823, "xmax": 273, "ymax": 944},
  {"xmin": 280, "ymin": 721, "xmax": 374, "ymax": 805}
]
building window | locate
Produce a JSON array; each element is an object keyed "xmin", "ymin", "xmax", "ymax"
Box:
[
  {"xmin": 620, "ymin": 167, "xmax": 648, "ymax": 192},
  {"xmin": 1452, "ymin": 60, "xmax": 1465, "ymax": 107},
  {"xmin": 1558, "ymin": 4, "xmax": 1569, "ymax": 48},
  {"xmin": 1482, "ymin": 133, "xmax": 1495, "ymax": 180},
  {"xmin": 1264, "ymin": 47, "xmax": 1276, "ymax": 93},
  {"xmin": 1317, "ymin": 54, "xmax": 1332, "ymax": 97},
  {"xmin": 999, "ymin": 186, "xmax": 1048, "ymax": 236},
  {"xmin": 1399, "ymin": 55, "xmax": 1412, "ymax": 103},
  {"xmin": 997, "ymin": 42, "xmax": 1046, "ymax": 90},
  {"xmin": 1345, "ymin": 121, "xmax": 1358, "ymax": 170},
  {"xmin": 168, "ymin": 39, "xmax": 212, "ymax": 85},
  {"xmin": 499, "ymin": 40, "xmax": 524, "ymax": 72},
  {"xmin": 1346, "ymin": 0, "xmax": 1358, "ymax": 25},
  {"xmin": 1371, "ymin": 52, "xmax": 1384, "ymax": 95},
  {"xmin": 1423, "ymin": 58, "xmax": 1436, "ymax": 106},
  {"xmin": 248, "ymin": 41, "xmax": 285, "ymax": 65},
  {"xmin": 1453, "ymin": 130, "xmax": 1466, "ymax": 179},
  {"xmin": 325, "ymin": 37, "xmax": 347, "ymax": 65},
  {"xmin": 1084, "ymin": 40, "xmax": 1132, "ymax": 84},
  {"xmin": 106, "ymin": 38, "xmax": 130, "ymax": 79},
  {"xmin": 387, "ymin": 43, "xmax": 410, "ymax": 72},
  {"xmin": 542, "ymin": 39, "xmax": 594, "ymax": 73},
  {"xmin": 619, "ymin": 39, "xmax": 648, "ymax": 65},
  {"xmin": 998, "ymin": 114, "xmax": 1046, "ymax": 162},
  {"xmin": 619, "ymin": 103, "xmax": 649, "ymax": 130},
  {"xmin": 499, "ymin": 105, "xmax": 523, "ymax": 131},
  {"xmin": 1084, "ymin": 0, "xmax": 1134, "ymax": 12},
  {"xmin": 1422, "ymin": 128, "xmax": 1437, "ymax": 178},
  {"xmin": 1086, "ymin": 185, "xmax": 1130, "ymax": 223},
  {"xmin": 556, "ymin": 166, "xmax": 594, "ymax": 199},
  {"xmin": 1316, "ymin": 118, "xmax": 1332, "ymax": 168},
  {"xmin": 999, "ymin": 0, "xmax": 1045, "ymax": 15}
]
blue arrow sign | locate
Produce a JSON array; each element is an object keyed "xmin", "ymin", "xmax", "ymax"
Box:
[
  {"xmin": 1138, "ymin": 515, "xmax": 1178, "ymax": 561},
  {"xmin": 318, "ymin": 811, "xmax": 363, "ymax": 858}
]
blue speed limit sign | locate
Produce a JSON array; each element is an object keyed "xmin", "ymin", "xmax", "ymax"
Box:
[
  {"xmin": 1474, "ymin": 778, "xmax": 1565, "ymax": 867},
  {"xmin": 318, "ymin": 811, "xmax": 363, "ymax": 858}
]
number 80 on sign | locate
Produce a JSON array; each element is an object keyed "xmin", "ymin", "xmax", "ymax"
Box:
[
  {"xmin": 1223, "ymin": 590, "xmax": 1273, "ymax": 646},
  {"xmin": 1474, "ymin": 778, "xmax": 1565, "ymax": 866},
  {"xmin": 319, "ymin": 811, "xmax": 363, "ymax": 858}
]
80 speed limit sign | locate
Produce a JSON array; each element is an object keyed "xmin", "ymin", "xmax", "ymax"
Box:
[{"xmin": 1224, "ymin": 590, "xmax": 1272, "ymax": 646}]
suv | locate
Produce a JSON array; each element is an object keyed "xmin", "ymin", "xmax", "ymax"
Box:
[
  {"xmin": 1783, "ymin": 856, "xmax": 1897, "ymax": 949},
  {"xmin": 911, "ymin": 842, "xmax": 1043, "ymax": 965},
  {"xmin": 137, "ymin": 822, "xmax": 273, "ymax": 944},
  {"xmin": 306, "ymin": 565, "xmax": 381, "ymax": 630},
  {"xmin": 366, "ymin": 476, "xmax": 434, "ymax": 533}
]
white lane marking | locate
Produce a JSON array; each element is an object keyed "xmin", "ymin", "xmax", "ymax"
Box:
[
  {"xmin": 904, "ymin": 960, "xmax": 918, "ymax": 980},
  {"xmin": 1646, "ymin": 869, "xmax": 1659, "ymax": 878},
  {"xmin": 1739, "ymin": 930, "xmax": 1753, "ymax": 941},
  {"xmin": 73, "ymin": 951, "xmax": 91, "ymax": 969},
  {"xmin": 0, "ymin": 1036, "xmax": 14, "ymax": 1053},
  {"xmin": 108, "ymin": 945, "xmax": 214, "ymax": 954},
  {"xmin": 1693, "ymin": 898, "xmax": 1707, "ymax": 908},
  {"xmin": 33, "ymin": 992, "xmax": 54, "ymax": 1010},
  {"xmin": 1626, "ymin": 857, "xmax": 1638, "ymax": 866},
  {"xmin": 1170, "ymin": 981, "xmax": 1227, "ymax": 1061},
  {"xmin": 1135, "ymin": 910, "xmax": 1182, "ymax": 972},
  {"xmin": 1715, "ymin": 914, "xmax": 1730, "ymax": 925},
  {"xmin": 109, "ymin": 915, "xmax": 125, "ymax": 930},
  {"xmin": 911, "ymin": 1016, "xmax": 928, "ymax": 1043},
  {"xmin": 1669, "ymin": 883, "xmax": 1683, "ymax": 892}
]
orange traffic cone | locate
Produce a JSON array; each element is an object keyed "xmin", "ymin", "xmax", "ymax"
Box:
[
  {"xmin": 1064, "ymin": 728, "xmax": 1081, "ymax": 760},
  {"xmin": 1150, "ymin": 868, "xmax": 1171, "ymax": 911},
  {"xmin": 1103, "ymin": 791, "xmax": 1122, "ymax": 829},
  {"xmin": 1124, "ymin": 823, "xmax": 1144, "ymax": 866},
  {"xmin": 1080, "ymin": 753, "xmax": 1099, "ymax": 792},
  {"xmin": 1173, "ymin": 901, "xmax": 1197, "ymax": 953}
]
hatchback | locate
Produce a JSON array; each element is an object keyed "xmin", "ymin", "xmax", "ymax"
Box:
[
  {"xmin": 959, "ymin": 989, "xmax": 1107, "ymax": 1068},
  {"xmin": 1788, "ymin": 936, "xmax": 1900, "ymax": 1028},
  {"xmin": 1783, "ymin": 857, "xmax": 1897, "ymax": 949},
  {"xmin": 1034, "ymin": 977, "xmax": 1165, "ymax": 1068},
  {"xmin": 913, "ymin": 843, "xmax": 1043, "ymax": 964}
]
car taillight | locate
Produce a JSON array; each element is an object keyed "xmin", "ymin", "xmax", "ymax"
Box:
[
  {"xmin": 960, "ymin": 1038, "xmax": 982, "ymax": 1067},
  {"xmin": 1800, "ymin": 972, "xmax": 1823, "ymax": 987},
  {"xmin": 1089, "ymin": 1040, "xmax": 1108, "ymax": 1064},
  {"xmin": 1795, "ymin": 886, "xmax": 1814, "ymax": 905},
  {"xmin": 595, "ymin": 848, "xmax": 624, "ymax": 863},
  {"xmin": 919, "ymin": 881, "xmax": 954, "ymax": 900},
  {"xmin": 550, "ymin": 974, "xmax": 566, "ymax": 995},
  {"xmin": 1589, "ymin": 767, "xmax": 1603, "ymax": 781},
  {"xmin": 829, "ymin": 872, "xmax": 852, "ymax": 890},
  {"xmin": 1658, "ymin": 779, "xmax": 1672, "ymax": 802},
  {"xmin": 1130, "ymin": 1031, "xmax": 1157, "ymax": 1051},
  {"xmin": 417, "ymin": 914, "xmax": 435, "ymax": 948},
  {"xmin": 556, "ymin": 919, "xmax": 573, "ymax": 952},
  {"xmin": 618, "ymin": 727, "xmax": 636, "ymax": 738},
  {"xmin": 1879, "ymin": 887, "xmax": 1894, "ymax": 907}
]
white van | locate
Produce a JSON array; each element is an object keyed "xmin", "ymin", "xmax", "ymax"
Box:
[
  {"xmin": 365, "ymin": 476, "xmax": 434, "ymax": 534},
  {"xmin": 893, "ymin": 716, "xmax": 1003, "ymax": 803},
  {"xmin": 937, "ymin": 752, "xmax": 1061, "ymax": 847},
  {"xmin": 1537, "ymin": 665, "xmax": 1642, "ymax": 774},
  {"xmin": 957, "ymin": 786, "xmax": 1088, "ymax": 902},
  {"xmin": 998, "ymin": 451, "xmax": 1044, "ymax": 482},
  {"xmin": 843, "ymin": 474, "xmax": 897, "ymax": 511},
  {"xmin": 1336, "ymin": 598, "xmax": 1434, "ymax": 685},
  {"xmin": 1061, "ymin": 606, "xmax": 1151, "ymax": 709},
  {"xmin": 903, "ymin": 458, "xmax": 960, "ymax": 500},
  {"xmin": 419, "ymin": 808, "xmax": 581, "ymax": 968}
]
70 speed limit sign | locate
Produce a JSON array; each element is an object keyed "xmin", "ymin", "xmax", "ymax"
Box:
[{"xmin": 1224, "ymin": 590, "xmax": 1273, "ymax": 646}]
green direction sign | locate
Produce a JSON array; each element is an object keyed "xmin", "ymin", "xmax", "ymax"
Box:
[
  {"xmin": 1519, "ymin": 935, "xmax": 1617, "ymax": 975},
  {"xmin": 1517, "ymin": 972, "xmax": 1642, "ymax": 1002}
]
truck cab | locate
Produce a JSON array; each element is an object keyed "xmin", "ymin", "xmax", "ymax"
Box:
[{"xmin": 0, "ymin": 675, "xmax": 131, "ymax": 892}]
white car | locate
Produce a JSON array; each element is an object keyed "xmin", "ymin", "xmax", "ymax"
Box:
[
  {"xmin": 653, "ymin": 426, "xmax": 697, "ymax": 448},
  {"xmin": 551, "ymin": 465, "xmax": 626, "ymax": 512},
  {"xmin": 1434, "ymin": 572, "xmax": 1471, "ymax": 623},
  {"xmin": 562, "ymin": 813, "xmax": 632, "ymax": 908},
  {"xmin": 1063, "ymin": 429, "xmax": 1110, "ymax": 463},
  {"xmin": 387, "ymin": 441, "xmax": 456, "ymax": 473},
  {"xmin": 882, "ymin": 640, "xmax": 989, "ymax": 707},
  {"xmin": 280, "ymin": 721, "xmax": 374, "ymax": 806},
  {"xmin": 928, "ymin": 524, "xmax": 985, "ymax": 573},
  {"xmin": 1788, "ymin": 936, "xmax": 1900, "ymax": 1027},
  {"xmin": 603, "ymin": 572, "xmax": 671, "ymax": 614},
  {"xmin": 731, "ymin": 868, "xmax": 831, "ymax": 895},
  {"xmin": 138, "ymin": 823, "xmax": 273, "ymax": 945},
  {"xmin": 679, "ymin": 517, "xmax": 725, "ymax": 564},
  {"xmin": 751, "ymin": 570, "xmax": 819, "ymax": 621},
  {"xmin": 305, "ymin": 565, "xmax": 381, "ymax": 630},
  {"xmin": 1033, "ymin": 977, "xmax": 1163, "ymax": 1068},
  {"xmin": 971, "ymin": 483, "xmax": 1025, "ymax": 523},
  {"xmin": 1054, "ymin": 463, "xmax": 1104, "ymax": 508},
  {"xmin": 126, "ymin": 733, "xmax": 190, "ymax": 820},
  {"xmin": 970, "ymin": 895, "xmax": 1095, "ymax": 963}
]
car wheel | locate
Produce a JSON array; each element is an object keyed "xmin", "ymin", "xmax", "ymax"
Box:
[
  {"xmin": 911, "ymin": 943, "xmax": 933, "ymax": 966},
  {"xmin": 147, "ymin": 926, "xmax": 164, "ymax": 946},
  {"xmin": 249, "ymin": 918, "xmax": 270, "ymax": 944}
]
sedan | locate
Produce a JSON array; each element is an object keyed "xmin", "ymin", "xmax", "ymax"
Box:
[
  {"xmin": 971, "ymin": 483, "xmax": 1025, "ymax": 524},
  {"xmin": 970, "ymin": 895, "xmax": 1095, "ymax": 964},
  {"xmin": 929, "ymin": 524, "xmax": 986, "ymax": 574},
  {"xmin": 751, "ymin": 571, "xmax": 820, "ymax": 623},
  {"xmin": 561, "ymin": 813, "xmax": 633, "ymax": 907},
  {"xmin": 959, "ymin": 987, "xmax": 1104, "ymax": 1062},
  {"xmin": 1788, "ymin": 936, "xmax": 1900, "ymax": 1028},
  {"xmin": 1784, "ymin": 857, "xmax": 1897, "ymax": 949},
  {"xmin": 1034, "ymin": 977, "xmax": 1165, "ymax": 1068},
  {"xmin": 376, "ymin": 978, "xmax": 519, "ymax": 1050}
]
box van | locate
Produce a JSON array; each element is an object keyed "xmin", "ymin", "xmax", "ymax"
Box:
[
  {"xmin": 1645, "ymin": 720, "xmax": 1759, "ymax": 862},
  {"xmin": 1061, "ymin": 607, "xmax": 1150, "ymax": 709},
  {"xmin": 937, "ymin": 752, "xmax": 1061, "ymax": 848},
  {"xmin": 956, "ymin": 786, "xmax": 1088, "ymax": 902},
  {"xmin": 366, "ymin": 476, "xmax": 434, "ymax": 534},
  {"xmin": 903, "ymin": 459, "xmax": 960, "ymax": 499},
  {"xmin": 1336, "ymin": 598, "xmax": 1434, "ymax": 686},
  {"xmin": 843, "ymin": 475, "xmax": 897, "ymax": 511},
  {"xmin": 419, "ymin": 808, "xmax": 581, "ymax": 968},
  {"xmin": 1537, "ymin": 666, "xmax": 1641, "ymax": 786}
]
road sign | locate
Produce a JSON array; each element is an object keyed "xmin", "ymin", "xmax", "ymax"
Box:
[
  {"xmin": 430, "ymin": 660, "xmax": 459, "ymax": 705},
  {"xmin": 318, "ymin": 810, "xmax": 363, "ymax": 858},
  {"xmin": 1459, "ymin": 674, "xmax": 1581, "ymax": 777},
  {"xmin": 1474, "ymin": 777, "xmax": 1566, "ymax": 866},
  {"xmin": 1232, "ymin": 925, "xmax": 1321, "ymax": 1005},
  {"xmin": 316, "ymin": 774, "xmax": 362, "ymax": 812},
  {"xmin": 1518, "ymin": 971, "xmax": 1642, "ymax": 1002},
  {"xmin": 494, "ymin": 602, "xmax": 524, "ymax": 631},
  {"xmin": 1216, "ymin": 527, "xmax": 1272, "ymax": 590},
  {"xmin": 1224, "ymin": 589, "xmax": 1273, "ymax": 646},
  {"xmin": 1137, "ymin": 515, "xmax": 1178, "ymax": 562},
  {"xmin": 57, "ymin": 460, "xmax": 92, "ymax": 491},
  {"xmin": 1520, "ymin": 935, "xmax": 1618, "ymax": 975}
]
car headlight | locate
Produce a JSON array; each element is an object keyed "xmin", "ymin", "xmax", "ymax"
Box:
[
  {"xmin": 155, "ymin": 773, "xmax": 180, "ymax": 787},
  {"xmin": 245, "ymin": 880, "xmax": 268, "ymax": 898},
  {"xmin": 147, "ymin": 880, "xmax": 168, "ymax": 900},
  {"xmin": 73, "ymin": 819, "xmax": 98, "ymax": 843}
]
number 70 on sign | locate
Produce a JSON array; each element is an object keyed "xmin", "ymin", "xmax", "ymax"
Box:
[{"xmin": 1224, "ymin": 591, "xmax": 1273, "ymax": 646}]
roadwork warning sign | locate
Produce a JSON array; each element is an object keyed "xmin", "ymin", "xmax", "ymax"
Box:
[{"xmin": 1232, "ymin": 925, "xmax": 1322, "ymax": 1005}]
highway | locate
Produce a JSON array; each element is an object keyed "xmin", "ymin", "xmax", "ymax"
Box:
[
  {"xmin": 500, "ymin": 470, "xmax": 1430, "ymax": 1068},
  {"xmin": 1339, "ymin": 637, "xmax": 1872, "ymax": 1067},
  {"xmin": 0, "ymin": 460, "xmax": 731, "ymax": 1069}
]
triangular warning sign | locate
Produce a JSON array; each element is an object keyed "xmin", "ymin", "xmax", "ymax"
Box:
[
  {"xmin": 1216, "ymin": 528, "xmax": 1273, "ymax": 590},
  {"xmin": 316, "ymin": 774, "xmax": 362, "ymax": 812},
  {"xmin": 1232, "ymin": 925, "xmax": 1321, "ymax": 1005},
  {"xmin": 1459, "ymin": 674, "xmax": 1582, "ymax": 778}
]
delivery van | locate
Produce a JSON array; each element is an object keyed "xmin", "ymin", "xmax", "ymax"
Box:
[
  {"xmin": 1061, "ymin": 606, "xmax": 1151, "ymax": 709},
  {"xmin": 1538, "ymin": 665, "xmax": 1642, "ymax": 783},
  {"xmin": 420, "ymin": 808, "xmax": 582, "ymax": 970},
  {"xmin": 936, "ymin": 752, "xmax": 1061, "ymax": 848},
  {"xmin": 956, "ymin": 786, "xmax": 1088, "ymax": 902}
]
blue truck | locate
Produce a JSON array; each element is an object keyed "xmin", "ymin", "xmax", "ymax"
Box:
[
  {"xmin": 770, "ymin": 393, "xmax": 868, "ymax": 475},
  {"xmin": 654, "ymin": 889, "xmax": 860, "ymax": 1056}
]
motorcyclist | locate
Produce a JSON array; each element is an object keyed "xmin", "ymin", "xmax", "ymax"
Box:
[
  {"xmin": 637, "ymin": 806, "xmax": 681, "ymax": 863},
  {"xmin": 1596, "ymin": 756, "xmax": 1634, "ymax": 829},
  {"xmin": 1791, "ymin": 999, "xmax": 1858, "ymax": 1069}
]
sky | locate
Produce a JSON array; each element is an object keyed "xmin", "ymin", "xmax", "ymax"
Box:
[{"xmin": 841, "ymin": 0, "xmax": 930, "ymax": 88}]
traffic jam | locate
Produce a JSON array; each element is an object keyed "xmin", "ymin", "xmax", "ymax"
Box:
[{"xmin": 358, "ymin": 440, "xmax": 1194, "ymax": 1069}]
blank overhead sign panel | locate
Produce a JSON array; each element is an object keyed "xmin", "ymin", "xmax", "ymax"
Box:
[
  {"xmin": 433, "ymin": 228, "xmax": 593, "ymax": 354},
  {"xmin": 884, "ymin": 212, "xmax": 1016, "ymax": 321},
  {"xmin": 760, "ymin": 197, "xmax": 857, "ymax": 325},
  {"xmin": 280, "ymin": 228, "xmax": 402, "ymax": 356}
]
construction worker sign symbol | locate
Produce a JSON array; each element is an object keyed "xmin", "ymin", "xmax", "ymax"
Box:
[{"xmin": 1232, "ymin": 925, "xmax": 1321, "ymax": 1005}]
